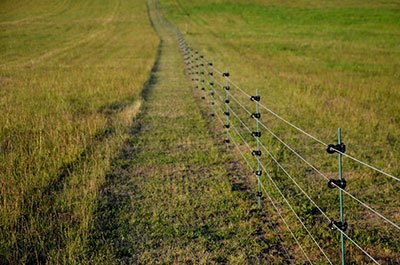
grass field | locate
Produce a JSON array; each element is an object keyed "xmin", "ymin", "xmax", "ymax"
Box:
[
  {"xmin": 0, "ymin": 0, "xmax": 158, "ymax": 263},
  {"xmin": 1, "ymin": 0, "xmax": 399, "ymax": 263},
  {"xmin": 160, "ymin": 0, "xmax": 400, "ymax": 263}
]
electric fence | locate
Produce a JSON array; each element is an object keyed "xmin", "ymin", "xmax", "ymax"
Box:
[{"xmin": 177, "ymin": 30, "xmax": 398, "ymax": 265}]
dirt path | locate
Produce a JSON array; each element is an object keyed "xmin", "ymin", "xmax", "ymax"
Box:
[{"xmin": 89, "ymin": 2, "xmax": 290, "ymax": 264}]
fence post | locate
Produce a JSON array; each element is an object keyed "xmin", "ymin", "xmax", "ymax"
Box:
[
  {"xmin": 338, "ymin": 128, "xmax": 346, "ymax": 265},
  {"xmin": 251, "ymin": 90, "xmax": 262, "ymax": 208},
  {"xmin": 327, "ymin": 128, "xmax": 347, "ymax": 265},
  {"xmin": 189, "ymin": 48, "xmax": 194, "ymax": 77},
  {"xmin": 200, "ymin": 54, "xmax": 206, "ymax": 100},
  {"xmin": 209, "ymin": 62, "xmax": 215, "ymax": 117},
  {"xmin": 194, "ymin": 51, "xmax": 200, "ymax": 92},
  {"xmin": 223, "ymin": 70, "xmax": 230, "ymax": 147},
  {"xmin": 184, "ymin": 47, "xmax": 191, "ymax": 73}
]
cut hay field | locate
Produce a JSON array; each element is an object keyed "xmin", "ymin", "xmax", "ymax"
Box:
[
  {"xmin": 1, "ymin": 0, "xmax": 399, "ymax": 264},
  {"xmin": 0, "ymin": 0, "xmax": 158, "ymax": 263},
  {"xmin": 161, "ymin": 0, "xmax": 400, "ymax": 264}
]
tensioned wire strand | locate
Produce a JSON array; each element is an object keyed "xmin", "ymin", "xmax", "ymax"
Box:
[
  {"xmin": 184, "ymin": 36, "xmax": 379, "ymax": 264},
  {"xmin": 231, "ymin": 123, "xmax": 333, "ymax": 264},
  {"xmin": 214, "ymin": 93, "xmax": 381, "ymax": 264},
  {"xmin": 259, "ymin": 181, "xmax": 312, "ymax": 264},
  {"xmin": 258, "ymin": 141, "xmax": 380, "ymax": 264},
  {"xmin": 221, "ymin": 116, "xmax": 309, "ymax": 264},
  {"xmin": 211, "ymin": 63, "xmax": 399, "ymax": 182},
  {"xmin": 229, "ymin": 114, "xmax": 380, "ymax": 264},
  {"xmin": 208, "ymin": 93, "xmax": 299, "ymax": 264},
  {"xmin": 179, "ymin": 22, "xmax": 382, "ymax": 265},
  {"xmin": 258, "ymin": 121, "xmax": 400, "ymax": 231},
  {"xmin": 212, "ymin": 78, "xmax": 400, "ymax": 232},
  {"xmin": 225, "ymin": 114, "xmax": 334, "ymax": 264},
  {"xmin": 228, "ymin": 132, "xmax": 297, "ymax": 264},
  {"xmin": 213, "ymin": 92, "xmax": 335, "ymax": 264}
]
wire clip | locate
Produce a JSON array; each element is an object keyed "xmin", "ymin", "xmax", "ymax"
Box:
[
  {"xmin": 252, "ymin": 150, "xmax": 261, "ymax": 157},
  {"xmin": 201, "ymin": 96, "xmax": 205, "ymax": 100},
  {"xmin": 208, "ymin": 62, "xmax": 213, "ymax": 66},
  {"xmin": 255, "ymin": 170, "xmax": 262, "ymax": 176},
  {"xmin": 209, "ymin": 72, "xmax": 214, "ymax": 76},
  {"xmin": 223, "ymin": 72, "xmax": 230, "ymax": 77},
  {"xmin": 224, "ymin": 86, "xmax": 230, "ymax": 91},
  {"xmin": 224, "ymin": 138, "xmax": 230, "ymax": 144},
  {"xmin": 329, "ymin": 220, "xmax": 348, "ymax": 232},
  {"xmin": 224, "ymin": 111, "xmax": 230, "ymax": 116},
  {"xmin": 225, "ymin": 99, "xmax": 230, "ymax": 104},
  {"xmin": 209, "ymin": 82, "xmax": 214, "ymax": 86},
  {"xmin": 210, "ymin": 91, "xmax": 214, "ymax": 96},
  {"xmin": 224, "ymin": 124, "xmax": 230, "ymax": 129},
  {"xmin": 250, "ymin": 95, "xmax": 260, "ymax": 102},
  {"xmin": 256, "ymin": 191, "xmax": 262, "ymax": 197},
  {"xmin": 201, "ymin": 87, "xmax": 205, "ymax": 91},
  {"xmin": 327, "ymin": 178, "xmax": 347, "ymax": 189},
  {"xmin": 251, "ymin": 113, "xmax": 261, "ymax": 119},
  {"xmin": 327, "ymin": 143, "xmax": 346, "ymax": 154},
  {"xmin": 252, "ymin": 131, "xmax": 261, "ymax": 137}
]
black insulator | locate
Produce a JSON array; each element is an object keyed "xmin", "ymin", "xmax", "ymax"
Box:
[
  {"xmin": 252, "ymin": 150, "xmax": 261, "ymax": 157},
  {"xmin": 327, "ymin": 143, "xmax": 346, "ymax": 154},
  {"xmin": 250, "ymin": 95, "xmax": 260, "ymax": 102},
  {"xmin": 222, "ymin": 72, "xmax": 230, "ymax": 77},
  {"xmin": 329, "ymin": 220, "xmax": 348, "ymax": 232},
  {"xmin": 251, "ymin": 113, "xmax": 261, "ymax": 119},
  {"xmin": 252, "ymin": 131, "xmax": 261, "ymax": 137},
  {"xmin": 327, "ymin": 179, "xmax": 347, "ymax": 189}
]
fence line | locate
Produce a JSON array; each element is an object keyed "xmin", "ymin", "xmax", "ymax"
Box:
[
  {"xmin": 209, "ymin": 75, "xmax": 399, "ymax": 232},
  {"xmin": 199, "ymin": 43, "xmax": 399, "ymax": 183},
  {"xmin": 177, "ymin": 30, "xmax": 398, "ymax": 264},
  {"xmin": 192, "ymin": 41, "xmax": 400, "ymax": 233},
  {"xmin": 217, "ymin": 108, "xmax": 310, "ymax": 264}
]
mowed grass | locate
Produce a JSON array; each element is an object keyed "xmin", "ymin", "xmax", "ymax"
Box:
[
  {"xmin": 87, "ymin": 6, "xmax": 293, "ymax": 263},
  {"xmin": 160, "ymin": 0, "xmax": 400, "ymax": 263},
  {"xmin": 0, "ymin": 0, "xmax": 158, "ymax": 263}
]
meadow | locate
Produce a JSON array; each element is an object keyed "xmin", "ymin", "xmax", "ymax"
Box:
[
  {"xmin": 160, "ymin": 0, "xmax": 400, "ymax": 263},
  {"xmin": 0, "ymin": 0, "xmax": 158, "ymax": 263},
  {"xmin": 1, "ymin": 0, "xmax": 399, "ymax": 264}
]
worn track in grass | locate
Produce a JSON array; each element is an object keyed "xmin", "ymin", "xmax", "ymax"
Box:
[{"xmin": 89, "ymin": 2, "xmax": 290, "ymax": 264}]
